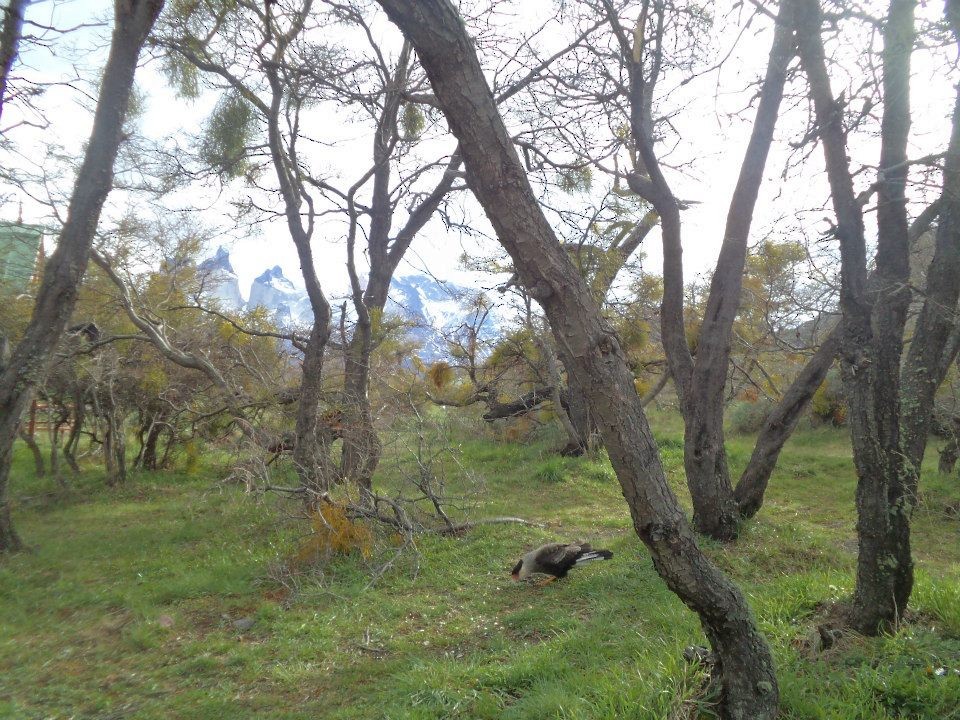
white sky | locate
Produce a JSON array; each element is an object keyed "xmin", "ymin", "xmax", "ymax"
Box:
[{"xmin": 3, "ymin": 0, "xmax": 956, "ymax": 304}]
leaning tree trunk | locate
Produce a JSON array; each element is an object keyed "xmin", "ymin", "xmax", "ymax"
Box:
[
  {"xmin": 682, "ymin": 0, "xmax": 795, "ymax": 540},
  {"xmin": 559, "ymin": 378, "xmax": 595, "ymax": 456},
  {"xmin": 370, "ymin": 2, "xmax": 780, "ymax": 715},
  {"xmin": 735, "ymin": 329, "xmax": 840, "ymax": 517},
  {"xmin": 0, "ymin": 0, "xmax": 165, "ymax": 553}
]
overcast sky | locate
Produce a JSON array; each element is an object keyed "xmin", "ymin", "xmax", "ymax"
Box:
[{"xmin": 4, "ymin": 0, "xmax": 956, "ymax": 304}]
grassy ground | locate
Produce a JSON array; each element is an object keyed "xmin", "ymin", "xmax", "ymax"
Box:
[{"xmin": 0, "ymin": 410, "xmax": 958, "ymax": 719}]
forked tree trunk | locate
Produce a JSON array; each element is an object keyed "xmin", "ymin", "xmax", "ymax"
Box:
[
  {"xmin": 370, "ymin": 2, "xmax": 779, "ymax": 716},
  {"xmin": 735, "ymin": 198, "xmax": 943, "ymax": 517},
  {"xmin": 795, "ymin": 0, "xmax": 929, "ymax": 634},
  {"xmin": 0, "ymin": 0, "xmax": 165, "ymax": 553},
  {"xmin": 619, "ymin": 0, "xmax": 796, "ymax": 540}
]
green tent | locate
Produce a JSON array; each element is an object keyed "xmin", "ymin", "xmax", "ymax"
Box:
[{"xmin": 0, "ymin": 221, "xmax": 43, "ymax": 294}]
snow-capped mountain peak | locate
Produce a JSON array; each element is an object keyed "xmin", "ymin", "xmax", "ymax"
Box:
[
  {"xmin": 198, "ymin": 245, "xmax": 235, "ymax": 275},
  {"xmin": 196, "ymin": 248, "xmax": 506, "ymax": 358},
  {"xmin": 197, "ymin": 245, "xmax": 243, "ymax": 309}
]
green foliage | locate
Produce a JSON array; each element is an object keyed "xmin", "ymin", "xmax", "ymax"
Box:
[
  {"xmin": 400, "ymin": 103, "xmax": 425, "ymax": 141},
  {"xmin": 163, "ymin": 52, "xmax": 201, "ymax": 99},
  {"xmin": 200, "ymin": 91, "xmax": 256, "ymax": 179},
  {"xmin": 486, "ymin": 327, "xmax": 537, "ymax": 369},
  {"xmin": 557, "ymin": 166, "xmax": 592, "ymax": 194},
  {"xmin": 535, "ymin": 456, "xmax": 568, "ymax": 483}
]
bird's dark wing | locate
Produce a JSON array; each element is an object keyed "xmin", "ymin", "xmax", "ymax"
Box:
[{"xmin": 539, "ymin": 543, "xmax": 583, "ymax": 569}]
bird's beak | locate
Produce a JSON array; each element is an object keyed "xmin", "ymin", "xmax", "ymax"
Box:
[{"xmin": 510, "ymin": 572, "xmax": 519, "ymax": 582}]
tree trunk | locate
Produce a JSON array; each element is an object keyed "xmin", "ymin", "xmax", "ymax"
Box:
[
  {"xmin": 113, "ymin": 412, "xmax": 127, "ymax": 485},
  {"xmin": 735, "ymin": 329, "xmax": 840, "ymax": 517},
  {"xmin": 142, "ymin": 418, "xmax": 164, "ymax": 471},
  {"xmin": 534, "ymin": 333, "xmax": 587, "ymax": 456},
  {"xmin": 0, "ymin": 0, "xmax": 27, "ymax": 121},
  {"xmin": 795, "ymin": 0, "xmax": 918, "ymax": 634},
  {"xmin": 17, "ymin": 427, "xmax": 44, "ymax": 477},
  {"xmin": 132, "ymin": 412, "xmax": 148, "ymax": 469},
  {"xmin": 900, "ymin": 82, "xmax": 960, "ymax": 474},
  {"xmin": 292, "ymin": 321, "xmax": 336, "ymax": 496},
  {"xmin": 939, "ymin": 439, "xmax": 958, "ymax": 475},
  {"xmin": 340, "ymin": 319, "xmax": 381, "ymax": 495},
  {"xmin": 620, "ymin": 0, "xmax": 795, "ymax": 540},
  {"xmin": 560, "ymin": 377, "xmax": 595, "ymax": 456},
  {"xmin": 371, "ymin": 2, "xmax": 780, "ymax": 715},
  {"xmin": 103, "ymin": 413, "xmax": 117, "ymax": 486},
  {"xmin": 49, "ymin": 403, "xmax": 70, "ymax": 487},
  {"xmin": 62, "ymin": 388, "xmax": 84, "ymax": 476},
  {"xmin": 0, "ymin": 0, "xmax": 165, "ymax": 552}
]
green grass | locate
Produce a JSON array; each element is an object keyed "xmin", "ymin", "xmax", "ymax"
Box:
[{"xmin": 0, "ymin": 412, "xmax": 958, "ymax": 719}]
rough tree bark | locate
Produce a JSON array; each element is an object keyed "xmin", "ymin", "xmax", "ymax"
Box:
[
  {"xmin": 371, "ymin": 2, "xmax": 780, "ymax": 716},
  {"xmin": 794, "ymin": 0, "xmax": 932, "ymax": 634},
  {"xmin": 0, "ymin": 0, "xmax": 165, "ymax": 553}
]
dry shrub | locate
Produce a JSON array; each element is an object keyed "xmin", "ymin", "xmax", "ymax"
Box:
[
  {"xmin": 295, "ymin": 499, "xmax": 374, "ymax": 565},
  {"xmin": 499, "ymin": 415, "xmax": 534, "ymax": 443}
]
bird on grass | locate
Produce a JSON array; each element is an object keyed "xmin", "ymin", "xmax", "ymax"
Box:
[{"xmin": 510, "ymin": 542, "xmax": 613, "ymax": 585}]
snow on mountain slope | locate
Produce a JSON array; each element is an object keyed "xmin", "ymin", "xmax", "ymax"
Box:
[
  {"xmin": 197, "ymin": 248, "xmax": 507, "ymax": 358},
  {"xmin": 197, "ymin": 246, "xmax": 244, "ymax": 310},
  {"xmin": 248, "ymin": 265, "xmax": 310, "ymax": 325},
  {"xmin": 387, "ymin": 274, "xmax": 505, "ymax": 361}
]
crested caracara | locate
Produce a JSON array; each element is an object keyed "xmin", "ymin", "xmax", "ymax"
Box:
[{"xmin": 510, "ymin": 542, "xmax": 613, "ymax": 583}]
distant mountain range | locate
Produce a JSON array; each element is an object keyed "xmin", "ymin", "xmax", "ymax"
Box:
[{"xmin": 197, "ymin": 246, "xmax": 505, "ymax": 360}]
